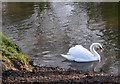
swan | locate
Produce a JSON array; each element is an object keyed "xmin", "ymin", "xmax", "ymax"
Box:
[{"xmin": 61, "ymin": 43, "xmax": 103, "ymax": 62}]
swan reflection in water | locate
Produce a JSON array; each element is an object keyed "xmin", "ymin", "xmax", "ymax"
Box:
[{"xmin": 67, "ymin": 61, "xmax": 102, "ymax": 72}]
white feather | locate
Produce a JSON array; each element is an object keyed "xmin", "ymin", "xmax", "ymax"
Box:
[{"xmin": 61, "ymin": 43, "xmax": 103, "ymax": 62}]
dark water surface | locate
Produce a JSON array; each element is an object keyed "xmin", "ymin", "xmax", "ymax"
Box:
[{"xmin": 2, "ymin": 2, "xmax": 119, "ymax": 75}]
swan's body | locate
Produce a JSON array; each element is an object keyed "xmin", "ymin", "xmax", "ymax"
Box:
[{"xmin": 61, "ymin": 43, "xmax": 103, "ymax": 62}]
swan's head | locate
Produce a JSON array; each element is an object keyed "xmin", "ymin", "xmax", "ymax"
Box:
[{"xmin": 92, "ymin": 43, "xmax": 103, "ymax": 52}]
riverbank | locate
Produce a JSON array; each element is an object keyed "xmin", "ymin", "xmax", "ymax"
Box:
[
  {"xmin": 2, "ymin": 65, "xmax": 120, "ymax": 83},
  {"xmin": 1, "ymin": 33, "xmax": 120, "ymax": 83},
  {"xmin": 1, "ymin": 33, "xmax": 32, "ymax": 71}
]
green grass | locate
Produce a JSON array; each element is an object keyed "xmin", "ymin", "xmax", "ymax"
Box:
[{"xmin": 0, "ymin": 32, "xmax": 29, "ymax": 66}]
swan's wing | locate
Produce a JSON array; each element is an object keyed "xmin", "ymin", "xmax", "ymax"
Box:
[
  {"xmin": 67, "ymin": 45, "xmax": 94, "ymax": 60},
  {"xmin": 61, "ymin": 54, "xmax": 75, "ymax": 61},
  {"xmin": 67, "ymin": 45, "xmax": 83, "ymax": 55}
]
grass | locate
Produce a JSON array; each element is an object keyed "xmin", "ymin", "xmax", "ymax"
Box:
[{"xmin": 0, "ymin": 32, "xmax": 30, "ymax": 70}]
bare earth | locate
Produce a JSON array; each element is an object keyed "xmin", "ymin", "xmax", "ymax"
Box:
[{"xmin": 2, "ymin": 66, "xmax": 120, "ymax": 84}]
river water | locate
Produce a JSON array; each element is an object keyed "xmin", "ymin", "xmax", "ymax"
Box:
[{"xmin": 2, "ymin": 2, "xmax": 119, "ymax": 75}]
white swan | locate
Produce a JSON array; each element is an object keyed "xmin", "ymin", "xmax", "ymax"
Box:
[{"xmin": 61, "ymin": 43, "xmax": 103, "ymax": 62}]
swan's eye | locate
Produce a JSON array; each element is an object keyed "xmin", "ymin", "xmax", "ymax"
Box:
[{"xmin": 99, "ymin": 47, "xmax": 102, "ymax": 49}]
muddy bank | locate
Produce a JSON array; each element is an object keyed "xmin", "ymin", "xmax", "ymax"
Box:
[{"xmin": 2, "ymin": 66, "xmax": 120, "ymax": 84}]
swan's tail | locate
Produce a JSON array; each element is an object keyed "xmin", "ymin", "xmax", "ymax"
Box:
[
  {"xmin": 61, "ymin": 54, "xmax": 74, "ymax": 61},
  {"xmin": 61, "ymin": 54, "xmax": 68, "ymax": 58}
]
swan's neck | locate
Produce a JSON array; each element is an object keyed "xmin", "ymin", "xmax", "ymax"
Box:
[{"xmin": 90, "ymin": 44, "xmax": 100, "ymax": 61}]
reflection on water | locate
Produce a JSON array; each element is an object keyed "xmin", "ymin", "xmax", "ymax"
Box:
[{"xmin": 2, "ymin": 2, "xmax": 119, "ymax": 75}]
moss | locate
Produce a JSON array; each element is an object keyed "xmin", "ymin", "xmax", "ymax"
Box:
[
  {"xmin": 1, "ymin": 56, "xmax": 10, "ymax": 63},
  {"xmin": 0, "ymin": 32, "xmax": 31, "ymax": 71}
]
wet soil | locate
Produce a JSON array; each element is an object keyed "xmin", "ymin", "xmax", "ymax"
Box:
[{"xmin": 2, "ymin": 66, "xmax": 120, "ymax": 84}]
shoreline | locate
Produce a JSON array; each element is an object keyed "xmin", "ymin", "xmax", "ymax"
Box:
[{"xmin": 2, "ymin": 65, "xmax": 120, "ymax": 83}]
